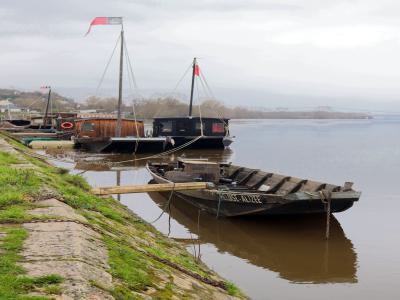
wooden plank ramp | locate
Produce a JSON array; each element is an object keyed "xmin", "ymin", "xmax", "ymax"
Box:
[{"xmin": 92, "ymin": 182, "xmax": 209, "ymax": 195}]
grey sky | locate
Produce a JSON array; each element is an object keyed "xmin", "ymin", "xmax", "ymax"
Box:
[{"xmin": 1, "ymin": 0, "xmax": 400, "ymax": 110}]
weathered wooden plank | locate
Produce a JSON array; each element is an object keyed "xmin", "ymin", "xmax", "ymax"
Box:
[{"xmin": 92, "ymin": 182, "xmax": 209, "ymax": 195}]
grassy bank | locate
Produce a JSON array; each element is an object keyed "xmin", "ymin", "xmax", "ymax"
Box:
[{"xmin": 0, "ymin": 134, "xmax": 244, "ymax": 299}]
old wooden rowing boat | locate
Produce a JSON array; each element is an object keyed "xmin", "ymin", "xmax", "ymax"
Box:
[{"xmin": 147, "ymin": 159, "xmax": 361, "ymax": 217}]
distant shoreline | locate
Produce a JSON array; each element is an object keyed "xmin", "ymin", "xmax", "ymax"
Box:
[{"xmin": 1, "ymin": 88, "xmax": 372, "ymax": 120}]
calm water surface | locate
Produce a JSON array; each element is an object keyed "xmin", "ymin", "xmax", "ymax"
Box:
[{"xmin": 50, "ymin": 119, "xmax": 400, "ymax": 300}]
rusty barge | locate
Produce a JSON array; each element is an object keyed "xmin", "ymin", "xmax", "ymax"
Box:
[{"xmin": 73, "ymin": 118, "xmax": 168, "ymax": 153}]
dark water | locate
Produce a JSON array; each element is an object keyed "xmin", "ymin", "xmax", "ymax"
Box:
[{"xmin": 49, "ymin": 119, "xmax": 400, "ymax": 300}]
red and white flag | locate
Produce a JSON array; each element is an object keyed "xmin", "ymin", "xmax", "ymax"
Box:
[
  {"xmin": 85, "ymin": 17, "xmax": 123, "ymax": 36},
  {"xmin": 194, "ymin": 64, "xmax": 200, "ymax": 76}
]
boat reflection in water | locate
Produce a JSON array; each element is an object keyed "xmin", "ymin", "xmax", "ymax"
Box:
[
  {"xmin": 45, "ymin": 148, "xmax": 234, "ymax": 171},
  {"xmin": 148, "ymin": 191, "xmax": 358, "ymax": 284}
]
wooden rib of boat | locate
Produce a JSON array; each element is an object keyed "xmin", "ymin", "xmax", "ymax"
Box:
[{"xmin": 147, "ymin": 159, "xmax": 361, "ymax": 217}]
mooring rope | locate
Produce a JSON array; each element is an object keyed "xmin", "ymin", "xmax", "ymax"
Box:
[
  {"xmin": 150, "ymin": 182, "xmax": 175, "ymax": 224},
  {"xmin": 319, "ymin": 190, "xmax": 332, "ymax": 239},
  {"xmin": 216, "ymin": 192, "xmax": 223, "ymax": 218},
  {"xmin": 110, "ymin": 135, "xmax": 203, "ymax": 165}
]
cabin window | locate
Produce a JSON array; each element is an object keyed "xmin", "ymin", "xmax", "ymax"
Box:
[
  {"xmin": 160, "ymin": 121, "xmax": 172, "ymax": 133},
  {"xmin": 82, "ymin": 122, "xmax": 95, "ymax": 132},
  {"xmin": 212, "ymin": 122, "xmax": 225, "ymax": 134},
  {"xmin": 176, "ymin": 120, "xmax": 187, "ymax": 133}
]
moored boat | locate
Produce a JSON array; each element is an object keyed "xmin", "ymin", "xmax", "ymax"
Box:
[
  {"xmin": 149, "ymin": 57, "xmax": 234, "ymax": 149},
  {"xmin": 153, "ymin": 116, "xmax": 233, "ymax": 149},
  {"xmin": 73, "ymin": 117, "xmax": 168, "ymax": 153},
  {"xmin": 147, "ymin": 159, "xmax": 361, "ymax": 217}
]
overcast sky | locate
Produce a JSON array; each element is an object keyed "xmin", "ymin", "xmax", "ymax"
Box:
[{"xmin": 1, "ymin": 0, "xmax": 400, "ymax": 110}]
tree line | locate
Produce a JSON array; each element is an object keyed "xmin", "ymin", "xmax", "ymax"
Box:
[{"xmin": 1, "ymin": 89, "xmax": 371, "ymax": 119}]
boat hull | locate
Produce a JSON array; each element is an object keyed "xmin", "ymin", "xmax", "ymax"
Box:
[
  {"xmin": 167, "ymin": 136, "xmax": 232, "ymax": 149},
  {"xmin": 172, "ymin": 192, "xmax": 356, "ymax": 217},
  {"xmin": 148, "ymin": 165, "xmax": 360, "ymax": 217},
  {"xmin": 74, "ymin": 137, "xmax": 167, "ymax": 154}
]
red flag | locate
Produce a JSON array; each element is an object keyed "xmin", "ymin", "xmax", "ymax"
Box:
[
  {"xmin": 194, "ymin": 64, "xmax": 200, "ymax": 76},
  {"xmin": 85, "ymin": 17, "xmax": 123, "ymax": 36}
]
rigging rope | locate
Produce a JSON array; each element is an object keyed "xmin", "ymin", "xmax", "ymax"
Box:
[
  {"xmin": 94, "ymin": 34, "xmax": 121, "ymax": 97},
  {"xmin": 195, "ymin": 76, "xmax": 204, "ymax": 136},
  {"xmin": 123, "ymin": 38, "xmax": 140, "ymax": 153},
  {"xmin": 153, "ymin": 61, "xmax": 193, "ymax": 118},
  {"xmin": 198, "ymin": 71, "xmax": 228, "ymax": 127}
]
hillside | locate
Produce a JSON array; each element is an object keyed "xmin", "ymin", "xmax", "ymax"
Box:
[{"xmin": 0, "ymin": 89, "xmax": 77, "ymax": 112}]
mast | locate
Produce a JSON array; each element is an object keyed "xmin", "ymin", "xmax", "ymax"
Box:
[
  {"xmin": 188, "ymin": 57, "xmax": 197, "ymax": 117},
  {"xmin": 115, "ymin": 26, "xmax": 124, "ymax": 137},
  {"xmin": 42, "ymin": 87, "xmax": 51, "ymax": 128}
]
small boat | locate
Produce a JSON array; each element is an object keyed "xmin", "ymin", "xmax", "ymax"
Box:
[{"xmin": 147, "ymin": 159, "xmax": 361, "ymax": 217}]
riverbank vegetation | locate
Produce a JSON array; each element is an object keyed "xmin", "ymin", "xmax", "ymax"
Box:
[
  {"xmin": 0, "ymin": 134, "xmax": 244, "ymax": 299},
  {"xmin": 1, "ymin": 88, "xmax": 370, "ymax": 119}
]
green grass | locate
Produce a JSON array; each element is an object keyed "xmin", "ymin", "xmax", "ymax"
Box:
[
  {"xmin": 110, "ymin": 286, "xmax": 144, "ymax": 300},
  {"xmin": 225, "ymin": 281, "xmax": 241, "ymax": 296},
  {"xmin": 144, "ymin": 245, "xmax": 209, "ymax": 278},
  {"xmin": 0, "ymin": 226, "xmax": 63, "ymax": 299},
  {"xmin": 0, "ymin": 160, "xmax": 41, "ymax": 223},
  {"xmin": 105, "ymin": 237, "xmax": 152, "ymax": 292},
  {"xmin": 0, "ymin": 151, "xmax": 21, "ymax": 165}
]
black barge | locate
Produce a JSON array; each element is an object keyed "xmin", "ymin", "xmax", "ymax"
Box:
[{"xmin": 153, "ymin": 117, "xmax": 233, "ymax": 149}]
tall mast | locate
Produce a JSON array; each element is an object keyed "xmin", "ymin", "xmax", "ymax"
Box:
[
  {"xmin": 115, "ymin": 26, "xmax": 124, "ymax": 137},
  {"xmin": 42, "ymin": 87, "xmax": 51, "ymax": 127},
  {"xmin": 188, "ymin": 57, "xmax": 197, "ymax": 117}
]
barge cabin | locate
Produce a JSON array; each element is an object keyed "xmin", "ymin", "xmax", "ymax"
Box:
[
  {"xmin": 153, "ymin": 117, "xmax": 233, "ymax": 149},
  {"xmin": 73, "ymin": 118, "xmax": 168, "ymax": 153}
]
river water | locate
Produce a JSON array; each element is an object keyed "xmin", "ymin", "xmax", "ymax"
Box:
[{"xmin": 49, "ymin": 118, "xmax": 400, "ymax": 300}]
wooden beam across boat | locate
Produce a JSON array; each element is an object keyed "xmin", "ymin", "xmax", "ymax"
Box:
[{"xmin": 92, "ymin": 182, "xmax": 209, "ymax": 195}]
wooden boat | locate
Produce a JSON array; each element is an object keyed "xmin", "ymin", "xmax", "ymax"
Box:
[
  {"xmin": 73, "ymin": 118, "xmax": 168, "ymax": 153},
  {"xmin": 147, "ymin": 159, "xmax": 361, "ymax": 217}
]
